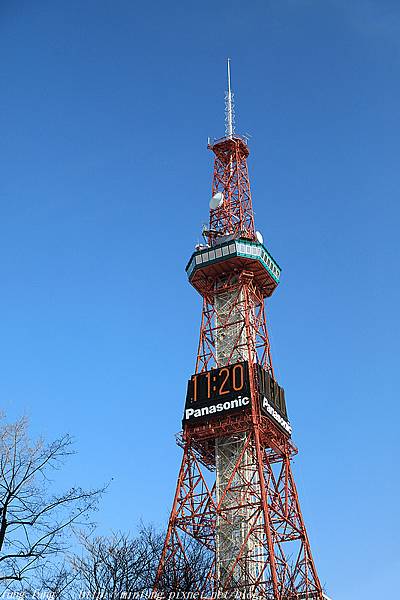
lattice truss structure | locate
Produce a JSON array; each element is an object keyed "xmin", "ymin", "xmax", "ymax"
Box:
[
  {"xmin": 154, "ymin": 270, "xmax": 323, "ymax": 598},
  {"xmin": 155, "ymin": 431, "xmax": 322, "ymax": 599},
  {"xmin": 154, "ymin": 131, "xmax": 325, "ymax": 599},
  {"xmin": 208, "ymin": 137, "xmax": 255, "ymax": 242},
  {"xmin": 196, "ymin": 272, "xmax": 273, "ymax": 375}
]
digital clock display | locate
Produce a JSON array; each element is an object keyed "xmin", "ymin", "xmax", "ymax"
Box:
[{"xmin": 184, "ymin": 361, "xmax": 251, "ymax": 424}]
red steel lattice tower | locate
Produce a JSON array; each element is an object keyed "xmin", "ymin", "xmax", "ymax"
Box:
[{"xmin": 154, "ymin": 61, "xmax": 329, "ymax": 600}]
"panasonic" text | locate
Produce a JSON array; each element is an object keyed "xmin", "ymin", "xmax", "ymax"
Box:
[
  {"xmin": 262, "ymin": 398, "xmax": 292, "ymax": 434},
  {"xmin": 185, "ymin": 396, "xmax": 250, "ymax": 420}
]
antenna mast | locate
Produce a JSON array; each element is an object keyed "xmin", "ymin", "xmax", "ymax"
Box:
[{"xmin": 225, "ymin": 58, "xmax": 235, "ymax": 138}]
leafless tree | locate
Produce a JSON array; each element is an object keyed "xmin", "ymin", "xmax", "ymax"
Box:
[
  {"xmin": 155, "ymin": 534, "xmax": 213, "ymax": 594},
  {"xmin": 0, "ymin": 415, "xmax": 102, "ymax": 589},
  {"xmin": 40, "ymin": 525, "xmax": 212, "ymax": 598},
  {"xmin": 72, "ymin": 526, "xmax": 162, "ymax": 597}
]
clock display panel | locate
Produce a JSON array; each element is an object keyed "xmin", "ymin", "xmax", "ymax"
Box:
[{"xmin": 184, "ymin": 361, "xmax": 251, "ymax": 424}]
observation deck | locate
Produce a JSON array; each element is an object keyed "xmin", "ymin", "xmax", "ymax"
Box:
[{"xmin": 186, "ymin": 238, "xmax": 281, "ymax": 298}]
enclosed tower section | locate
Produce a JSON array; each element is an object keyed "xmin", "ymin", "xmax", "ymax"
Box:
[{"xmin": 154, "ymin": 63, "xmax": 327, "ymax": 600}]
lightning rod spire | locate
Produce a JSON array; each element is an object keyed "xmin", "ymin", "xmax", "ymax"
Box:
[{"xmin": 225, "ymin": 58, "xmax": 235, "ymax": 138}]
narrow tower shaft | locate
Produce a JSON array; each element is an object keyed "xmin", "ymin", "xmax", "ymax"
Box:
[
  {"xmin": 216, "ymin": 67, "xmax": 258, "ymax": 586},
  {"xmin": 215, "ymin": 278, "xmax": 259, "ymax": 587}
]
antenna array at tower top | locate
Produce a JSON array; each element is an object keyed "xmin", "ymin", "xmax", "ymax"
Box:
[{"xmin": 225, "ymin": 58, "xmax": 235, "ymax": 138}]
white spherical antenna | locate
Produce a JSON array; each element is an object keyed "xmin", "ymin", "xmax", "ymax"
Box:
[
  {"xmin": 255, "ymin": 231, "xmax": 264, "ymax": 244},
  {"xmin": 210, "ymin": 192, "xmax": 224, "ymax": 210}
]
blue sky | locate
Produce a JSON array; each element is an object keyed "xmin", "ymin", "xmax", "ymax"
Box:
[{"xmin": 1, "ymin": 1, "xmax": 399, "ymax": 598}]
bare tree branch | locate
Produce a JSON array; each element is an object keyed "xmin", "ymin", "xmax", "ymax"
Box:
[{"xmin": 0, "ymin": 414, "xmax": 104, "ymax": 587}]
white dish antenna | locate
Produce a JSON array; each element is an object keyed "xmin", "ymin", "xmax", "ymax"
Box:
[
  {"xmin": 210, "ymin": 192, "xmax": 224, "ymax": 210},
  {"xmin": 256, "ymin": 231, "xmax": 264, "ymax": 244},
  {"xmin": 255, "ymin": 231, "xmax": 264, "ymax": 244}
]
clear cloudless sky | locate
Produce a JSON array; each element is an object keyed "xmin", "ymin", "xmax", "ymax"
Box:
[{"xmin": 1, "ymin": 1, "xmax": 399, "ymax": 598}]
